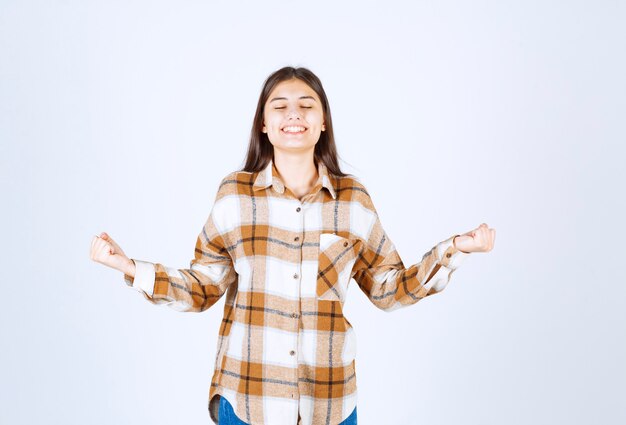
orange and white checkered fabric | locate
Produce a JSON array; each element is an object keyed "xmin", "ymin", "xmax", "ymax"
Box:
[{"xmin": 124, "ymin": 158, "xmax": 470, "ymax": 425}]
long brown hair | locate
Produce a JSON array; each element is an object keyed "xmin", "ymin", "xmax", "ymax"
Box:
[{"xmin": 240, "ymin": 66, "xmax": 349, "ymax": 177}]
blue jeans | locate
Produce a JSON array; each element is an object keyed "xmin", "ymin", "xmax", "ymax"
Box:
[{"xmin": 218, "ymin": 395, "xmax": 357, "ymax": 424}]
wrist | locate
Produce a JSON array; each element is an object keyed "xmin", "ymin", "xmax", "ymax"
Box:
[
  {"xmin": 124, "ymin": 258, "xmax": 136, "ymax": 278},
  {"xmin": 453, "ymin": 236, "xmax": 470, "ymax": 254}
]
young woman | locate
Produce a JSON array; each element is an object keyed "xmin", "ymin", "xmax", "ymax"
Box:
[{"xmin": 90, "ymin": 66, "xmax": 496, "ymax": 425}]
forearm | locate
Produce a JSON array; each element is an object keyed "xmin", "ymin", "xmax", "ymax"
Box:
[
  {"xmin": 123, "ymin": 258, "xmax": 237, "ymax": 312},
  {"xmin": 354, "ymin": 234, "xmax": 470, "ymax": 311}
]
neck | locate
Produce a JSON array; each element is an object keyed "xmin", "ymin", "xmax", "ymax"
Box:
[{"xmin": 273, "ymin": 151, "xmax": 318, "ymax": 200}]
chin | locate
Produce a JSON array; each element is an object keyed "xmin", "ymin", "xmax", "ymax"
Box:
[{"xmin": 274, "ymin": 144, "xmax": 316, "ymax": 153}]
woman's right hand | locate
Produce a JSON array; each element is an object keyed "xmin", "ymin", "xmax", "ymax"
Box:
[{"xmin": 90, "ymin": 232, "xmax": 135, "ymax": 277}]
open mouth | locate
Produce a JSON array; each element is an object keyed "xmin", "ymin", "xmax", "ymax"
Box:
[{"xmin": 281, "ymin": 125, "xmax": 307, "ymax": 134}]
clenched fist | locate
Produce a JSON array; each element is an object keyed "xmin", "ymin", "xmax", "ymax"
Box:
[
  {"xmin": 453, "ymin": 223, "xmax": 496, "ymax": 254},
  {"xmin": 90, "ymin": 232, "xmax": 136, "ymax": 277}
]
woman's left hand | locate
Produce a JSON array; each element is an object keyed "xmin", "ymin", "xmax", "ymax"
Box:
[{"xmin": 453, "ymin": 223, "xmax": 496, "ymax": 254}]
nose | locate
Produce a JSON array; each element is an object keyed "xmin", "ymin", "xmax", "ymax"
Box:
[{"xmin": 286, "ymin": 107, "xmax": 302, "ymax": 120}]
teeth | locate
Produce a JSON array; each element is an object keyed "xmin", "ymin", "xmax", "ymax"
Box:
[{"xmin": 283, "ymin": 126, "xmax": 306, "ymax": 133}]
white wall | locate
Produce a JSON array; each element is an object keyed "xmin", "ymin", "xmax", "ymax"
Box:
[{"xmin": 1, "ymin": 0, "xmax": 624, "ymax": 424}]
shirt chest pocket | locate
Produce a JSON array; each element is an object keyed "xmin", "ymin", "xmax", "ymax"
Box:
[{"xmin": 317, "ymin": 232, "xmax": 357, "ymax": 303}]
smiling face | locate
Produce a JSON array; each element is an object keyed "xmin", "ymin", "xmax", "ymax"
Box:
[{"xmin": 262, "ymin": 78, "xmax": 326, "ymax": 155}]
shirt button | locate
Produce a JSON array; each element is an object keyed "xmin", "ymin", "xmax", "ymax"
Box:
[
  {"xmin": 343, "ymin": 241, "xmax": 349, "ymax": 247},
  {"xmin": 289, "ymin": 350, "xmax": 295, "ymax": 356},
  {"xmin": 292, "ymin": 312, "xmax": 297, "ymax": 318},
  {"xmin": 294, "ymin": 236, "xmax": 300, "ymax": 241},
  {"xmin": 296, "ymin": 207, "xmax": 301, "ymax": 212},
  {"xmin": 446, "ymin": 253, "xmax": 452, "ymax": 258},
  {"xmin": 293, "ymin": 273, "xmax": 299, "ymax": 279}
]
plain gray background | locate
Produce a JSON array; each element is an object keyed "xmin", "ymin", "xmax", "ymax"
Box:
[{"xmin": 1, "ymin": 1, "xmax": 624, "ymax": 424}]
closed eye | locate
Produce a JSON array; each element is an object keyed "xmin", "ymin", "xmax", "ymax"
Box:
[{"xmin": 274, "ymin": 106, "xmax": 313, "ymax": 109}]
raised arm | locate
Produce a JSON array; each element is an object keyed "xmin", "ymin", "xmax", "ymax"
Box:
[
  {"xmin": 351, "ymin": 198, "xmax": 470, "ymax": 312},
  {"xmin": 123, "ymin": 202, "xmax": 237, "ymax": 312},
  {"xmin": 91, "ymin": 175, "xmax": 238, "ymax": 313}
]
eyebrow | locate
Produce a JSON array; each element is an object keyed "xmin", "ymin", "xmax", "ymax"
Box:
[{"xmin": 269, "ymin": 96, "xmax": 317, "ymax": 103}]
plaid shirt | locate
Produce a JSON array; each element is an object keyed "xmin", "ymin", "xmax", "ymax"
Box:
[{"xmin": 124, "ymin": 159, "xmax": 470, "ymax": 425}]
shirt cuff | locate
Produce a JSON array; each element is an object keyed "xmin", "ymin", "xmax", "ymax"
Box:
[
  {"xmin": 435, "ymin": 234, "xmax": 470, "ymax": 270},
  {"xmin": 123, "ymin": 259, "xmax": 156, "ymax": 297}
]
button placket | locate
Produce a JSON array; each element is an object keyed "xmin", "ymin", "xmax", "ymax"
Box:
[
  {"xmin": 293, "ymin": 203, "xmax": 302, "ymax": 279},
  {"xmin": 292, "ymin": 202, "xmax": 303, "ymax": 369}
]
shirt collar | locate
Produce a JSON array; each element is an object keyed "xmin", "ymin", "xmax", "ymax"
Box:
[{"xmin": 252, "ymin": 158, "xmax": 337, "ymax": 200}]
